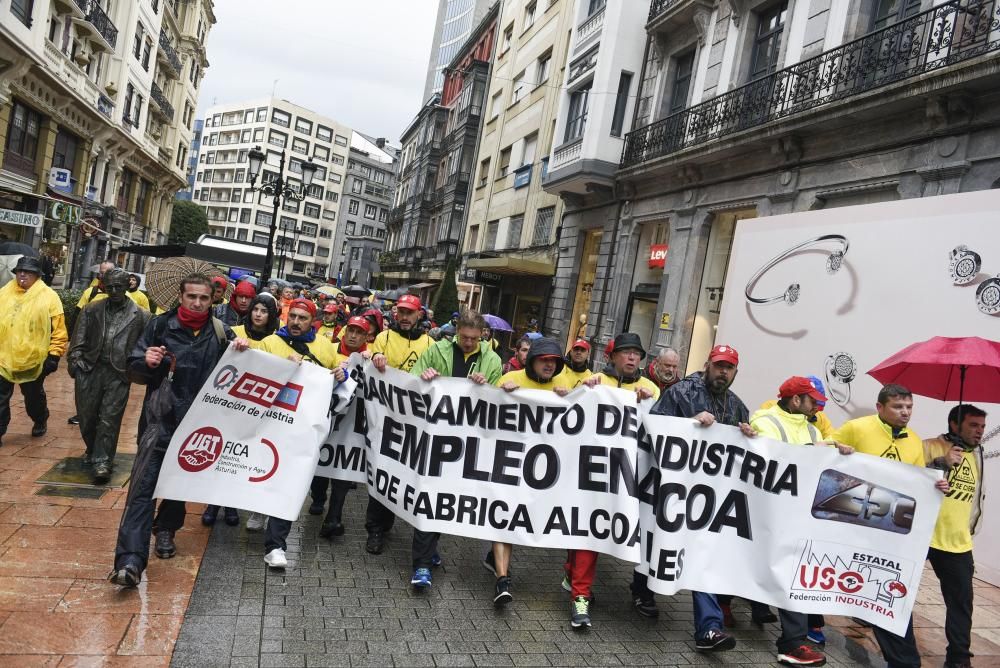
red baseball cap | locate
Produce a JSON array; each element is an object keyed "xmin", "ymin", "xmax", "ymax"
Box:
[
  {"xmin": 396, "ymin": 294, "xmax": 422, "ymax": 311},
  {"xmin": 709, "ymin": 344, "xmax": 739, "ymax": 366},
  {"xmin": 571, "ymin": 338, "xmax": 591, "ymax": 351},
  {"xmin": 778, "ymin": 376, "xmax": 828, "ymax": 402},
  {"xmin": 289, "ymin": 298, "xmax": 316, "ymax": 318},
  {"xmin": 322, "ymin": 303, "xmax": 338, "ymax": 314},
  {"xmin": 346, "ymin": 315, "xmax": 371, "ymax": 332}
]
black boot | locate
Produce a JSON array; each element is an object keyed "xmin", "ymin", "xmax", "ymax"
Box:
[
  {"xmin": 201, "ymin": 505, "xmax": 219, "ymax": 526},
  {"xmin": 154, "ymin": 529, "xmax": 176, "ymax": 558}
]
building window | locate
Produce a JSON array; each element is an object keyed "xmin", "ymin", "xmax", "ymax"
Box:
[
  {"xmin": 484, "ymin": 220, "xmax": 499, "ymax": 250},
  {"xmin": 511, "ymin": 70, "xmax": 526, "ymax": 103},
  {"xmin": 506, "ymin": 215, "xmax": 523, "ymax": 248},
  {"xmin": 478, "ymin": 157, "xmax": 491, "ymax": 186},
  {"xmin": 498, "ymin": 147, "xmax": 511, "ymax": 177},
  {"xmin": 335, "ymin": 135, "xmax": 349, "ymax": 146},
  {"xmin": 133, "ymin": 22, "xmax": 144, "ymax": 59},
  {"xmin": 292, "ymin": 137, "xmax": 309, "ymax": 155},
  {"xmin": 10, "ymin": 0, "xmax": 33, "ymax": 26},
  {"xmin": 253, "ymin": 128, "xmax": 264, "ymax": 142},
  {"xmin": 520, "ymin": 133, "xmax": 537, "ymax": 167},
  {"xmin": 298, "ymin": 240, "xmax": 315, "ymax": 256},
  {"xmin": 361, "ymin": 224, "xmax": 374, "ymax": 237},
  {"xmin": 467, "ymin": 224, "xmax": 479, "ymax": 252},
  {"xmin": 303, "ymin": 202, "xmax": 321, "ymax": 218},
  {"xmin": 253, "ymin": 231, "xmax": 269, "ymax": 244},
  {"xmin": 532, "ymin": 206, "xmax": 555, "ymax": 245},
  {"xmin": 240, "ymin": 209, "xmax": 251, "ymax": 223},
  {"xmin": 237, "ymin": 228, "xmax": 248, "ymax": 241},
  {"xmin": 272, "ymin": 109, "xmax": 291, "ymax": 128},
  {"xmin": 610, "ymin": 72, "xmax": 633, "ymax": 137},
  {"xmin": 536, "ymin": 51, "xmax": 552, "ymax": 85},
  {"xmin": 313, "ymin": 145, "xmax": 330, "ymax": 161},
  {"xmin": 351, "ymin": 179, "xmax": 363, "ymax": 194},
  {"xmin": 4, "ymin": 101, "xmax": 42, "ymax": 176},
  {"xmin": 301, "ymin": 222, "xmax": 318, "ymax": 237},
  {"xmin": 142, "ymin": 38, "xmax": 153, "ymax": 71},
  {"xmin": 379, "ymin": 208, "xmax": 387, "ymax": 222},
  {"xmin": 52, "ymin": 129, "xmax": 79, "ymax": 171},
  {"xmin": 669, "ymin": 52, "xmax": 695, "ymax": 114},
  {"xmin": 750, "ymin": 1, "xmax": 788, "ymax": 80},
  {"xmin": 331, "ymin": 153, "xmax": 345, "ymax": 165},
  {"xmin": 348, "ymin": 199, "xmax": 359, "ymax": 215},
  {"xmin": 588, "ymin": 0, "xmax": 606, "ymax": 15},
  {"xmin": 501, "ymin": 24, "xmax": 513, "ymax": 53},
  {"xmin": 364, "ymin": 204, "xmax": 377, "ymax": 219},
  {"xmin": 255, "ymin": 211, "xmax": 273, "ymax": 227},
  {"xmin": 256, "ymin": 107, "xmax": 268, "ymax": 122},
  {"xmin": 524, "ymin": 1, "xmax": 537, "ymax": 29},
  {"xmin": 564, "ymin": 81, "xmax": 591, "ymax": 142},
  {"xmin": 316, "ymin": 125, "xmax": 333, "ymax": 142},
  {"xmin": 295, "ymin": 117, "xmax": 313, "ymax": 135},
  {"xmin": 325, "ymin": 191, "xmax": 339, "ymax": 203},
  {"xmin": 871, "ymin": 0, "xmax": 921, "ymax": 30}
]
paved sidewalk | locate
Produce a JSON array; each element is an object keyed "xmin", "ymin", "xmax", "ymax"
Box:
[
  {"xmin": 171, "ymin": 491, "xmax": 1000, "ymax": 668},
  {"xmin": 0, "ymin": 371, "xmax": 210, "ymax": 666}
]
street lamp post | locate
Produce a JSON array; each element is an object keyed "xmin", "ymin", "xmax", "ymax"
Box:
[{"xmin": 246, "ymin": 146, "xmax": 318, "ymax": 284}]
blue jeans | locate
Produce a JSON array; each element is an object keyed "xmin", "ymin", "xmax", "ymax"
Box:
[{"xmin": 632, "ymin": 572, "xmax": 724, "ymax": 638}]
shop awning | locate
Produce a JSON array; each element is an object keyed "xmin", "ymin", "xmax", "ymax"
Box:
[
  {"xmin": 467, "ymin": 256, "xmax": 555, "ymax": 276},
  {"xmin": 408, "ymin": 282, "xmax": 438, "ymax": 290}
]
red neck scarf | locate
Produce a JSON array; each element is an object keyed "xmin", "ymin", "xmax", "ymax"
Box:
[
  {"xmin": 339, "ymin": 338, "xmax": 367, "ymax": 357},
  {"xmin": 177, "ymin": 306, "xmax": 211, "ymax": 330}
]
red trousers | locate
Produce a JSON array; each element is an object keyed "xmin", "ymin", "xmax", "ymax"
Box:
[{"xmin": 564, "ymin": 549, "xmax": 599, "ymax": 598}]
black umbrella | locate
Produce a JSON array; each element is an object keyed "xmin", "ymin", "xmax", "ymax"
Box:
[
  {"xmin": 0, "ymin": 242, "xmax": 38, "ymax": 257},
  {"xmin": 342, "ymin": 284, "xmax": 371, "ymax": 298}
]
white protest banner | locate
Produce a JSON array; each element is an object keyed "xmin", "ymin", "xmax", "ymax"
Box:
[
  {"xmin": 154, "ymin": 348, "xmax": 333, "ymax": 520},
  {"xmin": 315, "ymin": 358, "xmax": 367, "ymax": 483},
  {"xmin": 636, "ymin": 413, "xmax": 942, "ymax": 635},
  {"xmin": 359, "ymin": 361, "xmax": 644, "ymax": 561}
]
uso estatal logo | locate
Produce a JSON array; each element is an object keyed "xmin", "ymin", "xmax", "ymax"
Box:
[{"xmin": 178, "ymin": 426, "xmax": 224, "ymax": 472}]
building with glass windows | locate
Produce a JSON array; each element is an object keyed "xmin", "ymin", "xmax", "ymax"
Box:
[
  {"xmin": 191, "ymin": 98, "xmax": 363, "ymax": 282},
  {"xmin": 543, "ymin": 0, "xmax": 1000, "ymax": 369},
  {"xmin": 0, "ymin": 0, "xmax": 215, "ymax": 286},
  {"xmin": 423, "ymin": 0, "xmax": 495, "ymax": 101},
  {"xmin": 331, "ymin": 134, "xmax": 398, "ymax": 288}
]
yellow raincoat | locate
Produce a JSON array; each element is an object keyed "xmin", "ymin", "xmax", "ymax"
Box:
[{"xmin": 0, "ymin": 278, "xmax": 68, "ymax": 383}]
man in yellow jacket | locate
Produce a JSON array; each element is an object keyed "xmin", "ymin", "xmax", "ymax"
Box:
[
  {"xmin": 370, "ymin": 294, "xmax": 432, "ymax": 374},
  {"xmin": 366, "ymin": 294, "xmax": 433, "ymax": 555},
  {"xmin": 758, "ymin": 375, "xmax": 834, "ymax": 439},
  {"xmin": 585, "ymin": 333, "xmax": 660, "ymax": 401},
  {"xmin": 559, "ymin": 338, "xmax": 593, "ymax": 388},
  {"xmin": 749, "ymin": 376, "xmax": 853, "ymax": 667},
  {"xmin": 254, "ymin": 297, "xmax": 337, "ymax": 568},
  {"xmin": 923, "ymin": 404, "xmax": 987, "ymax": 668},
  {"xmin": 0, "ymin": 256, "xmax": 68, "ymax": 444},
  {"xmin": 832, "ymin": 383, "xmax": 950, "ymax": 668}
]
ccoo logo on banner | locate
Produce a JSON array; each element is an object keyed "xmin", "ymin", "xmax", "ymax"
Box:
[{"xmin": 154, "ymin": 349, "xmax": 336, "ymax": 520}]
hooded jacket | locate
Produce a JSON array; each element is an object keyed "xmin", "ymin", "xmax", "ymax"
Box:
[
  {"xmin": 0, "ymin": 277, "xmax": 68, "ymax": 383},
  {"xmin": 498, "ymin": 337, "xmax": 571, "ymax": 390},
  {"xmin": 650, "ymin": 371, "xmax": 749, "ymax": 425}
]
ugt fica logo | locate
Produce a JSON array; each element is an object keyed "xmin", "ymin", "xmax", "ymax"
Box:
[{"xmin": 178, "ymin": 426, "xmax": 224, "ymax": 472}]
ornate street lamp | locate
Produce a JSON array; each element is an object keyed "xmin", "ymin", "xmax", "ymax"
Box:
[{"xmin": 247, "ymin": 145, "xmax": 318, "ymax": 284}]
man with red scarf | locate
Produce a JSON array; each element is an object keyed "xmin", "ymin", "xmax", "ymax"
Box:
[
  {"xmin": 213, "ymin": 280, "xmax": 255, "ymax": 326},
  {"xmin": 109, "ymin": 274, "xmax": 249, "ymax": 587},
  {"xmin": 308, "ymin": 315, "xmax": 371, "ymax": 538}
]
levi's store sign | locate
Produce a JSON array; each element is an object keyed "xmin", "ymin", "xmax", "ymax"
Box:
[{"xmin": 649, "ymin": 244, "xmax": 668, "ymax": 268}]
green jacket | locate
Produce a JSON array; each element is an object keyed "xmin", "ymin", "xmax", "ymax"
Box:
[{"xmin": 411, "ymin": 339, "xmax": 503, "ymax": 384}]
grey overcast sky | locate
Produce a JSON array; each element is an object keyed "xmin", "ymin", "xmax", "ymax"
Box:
[{"xmin": 197, "ymin": 0, "xmax": 439, "ymax": 144}]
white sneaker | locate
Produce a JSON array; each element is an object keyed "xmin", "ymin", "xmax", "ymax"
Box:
[
  {"xmin": 246, "ymin": 512, "xmax": 266, "ymax": 531},
  {"xmin": 264, "ymin": 548, "xmax": 287, "ymax": 568}
]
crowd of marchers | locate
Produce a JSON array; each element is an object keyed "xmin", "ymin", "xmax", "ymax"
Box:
[{"xmin": 0, "ymin": 259, "xmax": 985, "ymax": 668}]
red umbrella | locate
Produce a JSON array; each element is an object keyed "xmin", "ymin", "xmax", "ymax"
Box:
[{"xmin": 866, "ymin": 336, "xmax": 1000, "ymax": 405}]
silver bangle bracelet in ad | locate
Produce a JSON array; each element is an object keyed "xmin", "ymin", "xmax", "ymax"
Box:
[{"xmin": 745, "ymin": 234, "xmax": 849, "ymax": 306}]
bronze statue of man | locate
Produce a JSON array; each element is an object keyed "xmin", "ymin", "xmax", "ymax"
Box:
[{"xmin": 68, "ymin": 268, "xmax": 150, "ymax": 484}]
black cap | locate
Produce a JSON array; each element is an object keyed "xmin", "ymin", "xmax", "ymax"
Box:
[
  {"xmin": 11, "ymin": 256, "xmax": 42, "ymax": 275},
  {"xmin": 612, "ymin": 333, "xmax": 647, "ymax": 359}
]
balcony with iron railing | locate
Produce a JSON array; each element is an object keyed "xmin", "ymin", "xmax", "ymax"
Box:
[
  {"xmin": 150, "ymin": 82, "xmax": 175, "ymax": 121},
  {"xmin": 77, "ymin": 0, "xmax": 118, "ymax": 52},
  {"xmin": 623, "ymin": 0, "xmax": 1000, "ymax": 170},
  {"xmin": 158, "ymin": 30, "xmax": 182, "ymax": 76}
]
